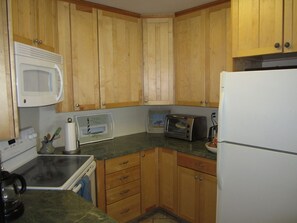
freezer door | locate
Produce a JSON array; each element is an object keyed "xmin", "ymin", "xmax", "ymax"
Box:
[
  {"xmin": 218, "ymin": 69, "xmax": 297, "ymax": 154},
  {"xmin": 217, "ymin": 142, "xmax": 297, "ymax": 223}
]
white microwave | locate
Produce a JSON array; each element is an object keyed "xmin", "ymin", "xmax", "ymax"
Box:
[{"xmin": 14, "ymin": 42, "xmax": 64, "ymax": 107}]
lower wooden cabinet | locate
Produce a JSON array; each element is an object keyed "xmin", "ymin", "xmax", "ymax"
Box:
[
  {"xmin": 140, "ymin": 148, "xmax": 159, "ymax": 213},
  {"xmin": 177, "ymin": 153, "xmax": 217, "ymax": 223},
  {"xmin": 96, "ymin": 148, "xmax": 216, "ymax": 223},
  {"xmin": 159, "ymin": 148, "xmax": 178, "ymax": 214},
  {"xmin": 96, "ymin": 153, "xmax": 141, "ymax": 223}
]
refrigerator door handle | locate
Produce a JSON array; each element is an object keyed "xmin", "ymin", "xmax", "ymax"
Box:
[{"xmin": 218, "ymin": 72, "xmax": 226, "ymax": 142}]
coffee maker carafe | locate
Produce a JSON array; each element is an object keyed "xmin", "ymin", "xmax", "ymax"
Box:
[{"xmin": 0, "ymin": 170, "xmax": 26, "ymax": 221}]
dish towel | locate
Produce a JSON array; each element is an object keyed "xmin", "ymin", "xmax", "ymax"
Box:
[{"xmin": 78, "ymin": 175, "xmax": 92, "ymax": 203}]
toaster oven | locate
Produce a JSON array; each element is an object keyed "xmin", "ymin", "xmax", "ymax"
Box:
[{"xmin": 164, "ymin": 114, "xmax": 207, "ymax": 141}]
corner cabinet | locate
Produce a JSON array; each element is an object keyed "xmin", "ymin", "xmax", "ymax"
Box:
[
  {"xmin": 177, "ymin": 153, "xmax": 217, "ymax": 223},
  {"xmin": 0, "ymin": 0, "xmax": 19, "ymax": 140},
  {"xmin": 98, "ymin": 10, "xmax": 143, "ymax": 109},
  {"xmin": 11, "ymin": 0, "xmax": 58, "ymax": 52},
  {"xmin": 232, "ymin": 0, "xmax": 297, "ymax": 57},
  {"xmin": 56, "ymin": 2, "xmax": 100, "ymax": 112},
  {"xmin": 175, "ymin": 2, "xmax": 232, "ymax": 107},
  {"xmin": 142, "ymin": 18, "xmax": 174, "ymax": 105}
]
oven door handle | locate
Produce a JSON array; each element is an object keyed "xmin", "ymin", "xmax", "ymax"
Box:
[{"xmin": 72, "ymin": 161, "xmax": 96, "ymax": 193}]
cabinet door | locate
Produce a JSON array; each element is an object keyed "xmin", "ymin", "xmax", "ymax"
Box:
[
  {"xmin": 205, "ymin": 2, "xmax": 232, "ymax": 107},
  {"xmin": 159, "ymin": 148, "xmax": 177, "ymax": 213},
  {"xmin": 175, "ymin": 10, "xmax": 206, "ymax": 106},
  {"xmin": 143, "ymin": 18, "xmax": 174, "ymax": 105},
  {"xmin": 284, "ymin": 0, "xmax": 297, "ymax": 53},
  {"xmin": 56, "ymin": 1, "xmax": 73, "ymax": 112},
  {"xmin": 177, "ymin": 166, "xmax": 197, "ymax": 223},
  {"xmin": 197, "ymin": 172, "xmax": 217, "ymax": 223},
  {"xmin": 140, "ymin": 148, "xmax": 159, "ymax": 213},
  {"xmin": 232, "ymin": 0, "xmax": 283, "ymax": 57},
  {"xmin": 11, "ymin": 0, "xmax": 36, "ymax": 46},
  {"xmin": 71, "ymin": 4, "xmax": 100, "ymax": 111},
  {"xmin": 35, "ymin": 0, "xmax": 58, "ymax": 52},
  {"xmin": 98, "ymin": 10, "xmax": 142, "ymax": 108},
  {"xmin": 0, "ymin": 0, "xmax": 18, "ymax": 139},
  {"xmin": 11, "ymin": 0, "xmax": 57, "ymax": 52}
]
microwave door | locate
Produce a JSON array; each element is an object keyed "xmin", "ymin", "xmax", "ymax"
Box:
[{"xmin": 16, "ymin": 57, "xmax": 64, "ymax": 107}]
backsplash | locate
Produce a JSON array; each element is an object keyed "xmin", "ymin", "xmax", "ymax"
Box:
[{"xmin": 18, "ymin": 105, "xmax": 217, "ymax": 148}]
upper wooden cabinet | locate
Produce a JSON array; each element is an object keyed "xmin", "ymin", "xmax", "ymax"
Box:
[
  {"xmin": 11, "ymin": 0, "xmax": 58, "ymax": 52},
  {"xmin": 56, "ymin": 2, "xmax": 100, "ymax": 112},
  {"xmin": 175, "ymin": 2, "xmax": 231, "ymax": 107},
  {"xmin": 232, "ymin": 0, "xmax": 297, "ymax": 57},
  {"xmin": 98, "ymin": 10, "xmax": 143, "ymax": 108},
  {"xmin": 175, "ymin": 9, "xmax": 206, "ymax": 107},
  {"xmin": 0, "ymin": 0, "xmax": 19, "ymax": 140},
  {"xmin": 142, "ymin": 18, "xmax": 174, "ymax": 105},
  {"xmin": 71, "ymin": 4, "xmax": 100, "ymax": 111}
]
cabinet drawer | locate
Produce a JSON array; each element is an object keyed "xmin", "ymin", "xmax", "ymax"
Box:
[
  {"xmin": 106, "ymin": 166, "xmax": 140, "ymax": 189},
  {"xmin": 107, "ymin": 193, "xmax": 141, "ymax": 223},
  {"xmin": 177, "ymin": 153, "xmax": 216, "ymax": 176},
  {"xmin": 106, "ymin": 180, "xmax": 140, "ymax": 205},
  {"xmin": 106, "ymin": 153, "xmax": 140, "ymax": 174}
]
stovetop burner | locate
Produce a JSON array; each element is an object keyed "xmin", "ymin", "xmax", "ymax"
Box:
[{"xmin": 13, "ymin": 155, "xmax": 90, "ymax": 188}]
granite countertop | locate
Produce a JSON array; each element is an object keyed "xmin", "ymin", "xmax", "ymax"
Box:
[
  {"xmin": 74, "ymin": 132, "xmax": 216, "ymax": 160},
  {"xmin": 13, "ymin": 190, "xmax": 116, "ymax": 223}
]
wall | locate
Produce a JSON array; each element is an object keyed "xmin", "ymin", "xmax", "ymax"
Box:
[{"xmin": 19, "ymin": 105, "xmax": 217, "ymax": 148}]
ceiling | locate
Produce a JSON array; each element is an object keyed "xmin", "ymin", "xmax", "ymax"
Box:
[{"xmin": 86, "ymin": 0, "xmax": 215, "ymax": 15}]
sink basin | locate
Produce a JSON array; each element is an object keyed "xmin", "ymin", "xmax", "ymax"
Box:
[{"xmin": 205, "ymin": 142, "xmax": 217, "ymax": 153}]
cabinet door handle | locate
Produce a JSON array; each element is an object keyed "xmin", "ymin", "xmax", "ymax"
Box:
[
  {"xmin": 120, "ymin": 208, "xmax": 130, "ymax": 215},
  {"xmin": 274, "ymin": 42, "xmax": 281, "ymax": 49},
  {"xmin": 194, "ymin": 175, "xmax": 199, "ymax": 180},
  {"xmin": 120, "ymin": 161, "xmax": 129, "ymax": 165},
  {"xmin": 120, "ymin": 189, "xmax": 130, "ymax": 195},
  {"xmin": 120, "ymin": 175, "xmax": 129, "ymax": 181},
  {"xmin": 284, "ymin": 42, "xmax": 291, "ymax": 48}
]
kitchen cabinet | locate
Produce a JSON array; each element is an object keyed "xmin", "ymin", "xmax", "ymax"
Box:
[
  {"xmin": 175, "ymin": 2, "xmax": 231, "ymax": 107},
  {"xmin": 142, "ymin": 18, "xmax": 174, "ymax": 105},
  {"xmin": 11, "ymin": 0, "xmax": 58, "ymax": 52},
  {"xmin": 232, "ymin": 0, "xmax": 297, "ymax": 57},
  {"xmin": 205, "ymin": 2, "xmax": 232, "ymax": 107},
  {"xmin": 177, "ymin": 153, "xmax": 217, "ymax": 223},
  {"xmin": 98, "ymin": 10, "xmax": 143, "ymax": 108},
  {"xmin": 97, "ymin": 153, "xmax": 141, "ymax": 223},
  {"xmin": 175, "ymin": 9, "xmax": 206, "ymax": 107},
  {"xmin": 140, "ymin": 148, "xmax": 159, "ymax": 213},
  {"xmin": 0, "ymin": 0, "xmax": 19, "ymax": 140},
  {"xmin": 56, "ymin": 2, "xmax": 100, "ymax": 112},
  {"xmin": 159, "ymin": 148, "xmax": 178, "ymax": 214}
]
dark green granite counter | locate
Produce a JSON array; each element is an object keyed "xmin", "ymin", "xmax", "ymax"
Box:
[
  {"xmin": 14, "ymin": 190, "xmax": 116, "ymax": 223},
  {"xmin": 76, "ymin": 133, "xmax": 216, "ymax": 160}
]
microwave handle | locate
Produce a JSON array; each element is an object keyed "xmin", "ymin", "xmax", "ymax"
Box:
[{"xmin": 55, "ymin": 64, "xmax": 63, "ymax": 101}]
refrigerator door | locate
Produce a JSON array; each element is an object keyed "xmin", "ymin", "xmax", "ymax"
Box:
[
  {"xmin": 218, "ymin": 69, "xmax": 297, "ymax": 154},
  {"xmin": 217, "ymin": 142, "xmax": 297, "ymax": 223}
]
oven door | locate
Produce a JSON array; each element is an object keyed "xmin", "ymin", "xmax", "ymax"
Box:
[{"xmin": 71, "ymin": 161, "xmax": 97, "ymax": 206}]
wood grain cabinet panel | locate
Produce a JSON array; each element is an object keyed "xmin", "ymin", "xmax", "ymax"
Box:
[
  {"xmin": 175, "ymin": 2, "xmax": 231, "ymax": 107},
  {"xmin": 11, "ymin": 0, "xmax": 58, "ymax": 52},
  {"xmin": 177, "ymin": 152, "xmax": 217, "ymax": 223},
  {"xmin": 140, "ymin": 148, "xmax": 159, "ymax": 213},
  {"xmin": 142, "ymin": 18, "xmax": 174, "ymax": 105},
  {"xmin": 0, "ymin": 0, "xmax": 18, "ymax": 140},
  {"xmin": 98, "ymin": 10, "xmax": 143, "ymax": 108},
  {"xmin": 70, "ymin": 4, "xmax": 100, "ymax": 111},
  {"xmin": 232, "ymin": 0, "xmax": 297, "ymax": 57},
  {"xmin": 159, "ymin": 148, "xmax": 178, "ymax": 214},
  {"xmin": 105, "ymin": 153, "xmax": 140, "ymax": 174}
]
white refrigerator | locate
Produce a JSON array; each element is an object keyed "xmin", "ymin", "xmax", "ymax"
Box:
[{"xmin": 216, "ymin": 69, "xmax": 297, "ymax": 223}]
